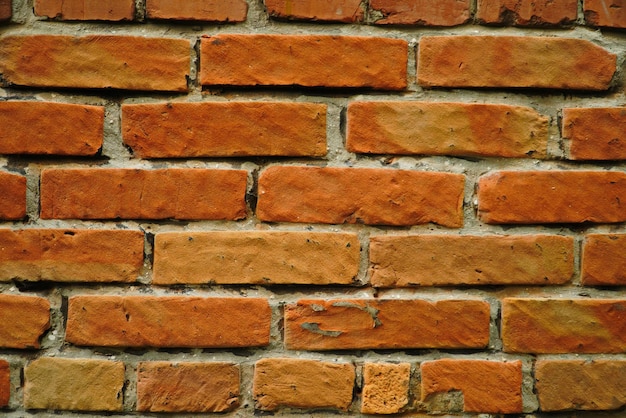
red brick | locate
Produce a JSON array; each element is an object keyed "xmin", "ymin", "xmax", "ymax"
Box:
[
  {"xmin": 0, "ymin": 0, "xmax": 10, "ymax": 21},
  {"xmin": 40, "ymin": 168, "xmax": 247, "ymax": 220},
  {"xmin": 418, "ymin": 36, "xmax": 616, "ymax": 90},
  {"xmin": 122, "ymin": 101, "xmax": 326, "ymax": 158},
  {"xmin": 257, "ymin": 166, "xmax": 465, "ymax": 227},
  {"xmin": 369, "ymin": 234, "xmax": 574, "ymax": 287},
  {"xmin": 0, "ymin": 171, "xmax": 25, "ymax": 220},
  {"xmin": 421, "ymin": 360, "xmax": 523, "ymax": 414},
  {"xmin": 0, "ymin": 101, "xmax": 103, "ymax": 156},
  {"xmin": 137, "ymin": 362, "xmax": 239, "ymax": 413},
  {"xmin": 585, "ymin": 0, "xmax": 626, "ymax": 28},
  {"xmin": 478, "ymin": 171, "xmax": 626, "ymax": 224},
  {"xmin": 347, "ymin": 101, "xmax": 548, "ymax": 158},
  {"xmin": 34, "ymin": 0, "xmax": 134, "ymax": 20},
  {"xmin": 563, "ymin": 107, "xmax": 626, "ymax": 160},
  {"xmin": 0, "ymin": 229, "xmax": 143, "ymax": 283},
  {"xmin": 502, "ymin": 298, "xmax": 626, "ymax": 353},
  {"xmin": 0, "ymin": 35, "xmax": 189, "ymax": 91},
  {"xmin": 265, "ymin": 0, "xmax": 364, "ymax": 22},
  {"xmin": 200, "ymin": 34, "xmax": 407, "ymax": 90},
  {"xmin": 361, "ymin": 362, "xmax": 410, "ymax": 414},
  {"xmin": 254, "ymin": 358, "xmax": 354, "ymax": 411},
  {"xmin": 0, "ymin": 360, "xmax": 8, "ymax": 407},
  {"xmin": 285, "ymin": 299, "xmax": 490, "ymax": 350},
  {"xmin": 582, "ymin": 234, "xmax": 626, "ymax": 285},
  {"xmin": 0, "ymin": 294, "xmax": 50, "ymax": 349},
  {"xmin": 66, "ymin": 295, "xmax": 270, "ymax": 348},
  {"xmin": 146, "ymin": 0, "xmax": 247, "ymax": 21},
  {"xmin": 370, "ymin": 0, "xmax": 470, "ymax": 25},
  {"xmin": 476, "ymin": 0, "xmax": 577, "ymax": 25},
  {"xmin": 153, "ymin": 231, "xmax": 359, "ymax": 285}
]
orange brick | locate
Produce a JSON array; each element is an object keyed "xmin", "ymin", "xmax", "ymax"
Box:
[
  {"xmin": 0, "ymin": 35, "xmax": 189, "ymax": 91},
  {"xmin": 0, "ymin": 171, "xmax": 25, "ymax": 220},
  {"xmin": 34, "ymin": 0, "xmax": 134, "ymax": 20},
  {"xmin": 40, "ymin": 168, "xmax": 247, "ymax": 220},
  {"xmin": 200, "ymin": 34, "xmax": 407, "ymax": 90},
  {"xmin": 257, "ymin": 166, "xmax": 464, "ymax": 227},
  {"xmin": 347, "ymin": 101, "xmax": 548, "ymax": 158},
  {"xmin": 122, "ymin": 102, "xmax": 326, "ymax": 158},
  {"xmin": 582, "ymin": 234, "xmax": 626, "ymax": 285},
  {"xmin": 137, "ymin": 362, "xmax": 239, "ymax": 413},
  {"xmin": 265, "ymin": 0, "xmax": 364, "ymax": 22},
  {"xmin": 478, "ymin": 171, "xmax": 626, "ymax": 224},
  {"xmin": 0, "ymin": 360, "xmax": 8, "ymax": 407},
  {"xmin": 66, "ymin": 296, "xmax": 271, "ymax": 348},
  {"xmin": 361, "ymin": 362, "xmax": 410, "ymax": 414},
  {"xmin": 0, "ymin": 294, "xmax": 50, "ymax": 349},
  {"xmin": 421, "ymin": 360, "xmax": 523, "ymax": 414},
  {"xmin": 285, "ymin": 299, "xmax": 490, "ymax": 350},
  {"xmin": 563, "ymin": 107, "xmax": 626, "ymax": 160},
  {"xmin": 254, "ymin": 358, "xmax": 354, "ymax": 411},
  {"xmin": 369, "ymin": 235, "xmax": 574, "ymax": 287},
  {"xmin": 0, "ymin": 0, "xmax": 10, "ymax": 20},
  {"xmin": 585, "ymin": 0, "xmax": 626, "ymax": 28},
  {"xmin": 476, "ymin": 0, "xmax": 577, "ymax": 25},
  {"xmin": 418, "ymin": 36, "xmax": 616, "ymax": 90},
  {"xmin": 146, "ymin": 0, "xmax": 247, "ymax": 21},
  {"xmin": 502, "ymin": 298, "xmax": 626, "ymax": 353},
  {"xmin": 370, "ymin": 0, "xmax": 470, "ymax": 25}
]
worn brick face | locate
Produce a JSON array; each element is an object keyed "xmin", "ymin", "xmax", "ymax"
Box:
[
  {"xmin": 0, "ymin": 0, "xmax": 10, "ymax": 20},
  {"xmin": 563, "ymin": 107, "xmax": 626, "ymax": 160},
  {"xmin": 0, "ymin": 171, "xmax": 26, "ymax": 220},
  {"xmin": 146, "ymin": 0, "xmax": 247, "ymax": 21},
  {"xmin": 582, "ymin": 234, "xmax": 626, "ymax": 285},
  {"xmin": 476, "ymin": 0, "xmax": 577, "ymax": 25},
  {"xmin": 370, "ymin": 0, "xmax": 470, "ymax": 25},
  {"xmin": 361, "ymin": 362, "xmax": 410, "ymax": 414},
  {"xmin": 585, "ymin": 0, "xmax": 626, "ymax": 28},
  {"xmin": 0, "ymin": 294, "xmax": 50, "ymax": 349},
  {"xmin": 0, "ymin": 360, "xmax": 9, "ymax": 407},
  {"xmin": 265, "ymin": 0, "xmax": 364, "ymax": 22},
  {"xmin": 34, "ymin": 0, "xmax": 135, "ymax": 20}
]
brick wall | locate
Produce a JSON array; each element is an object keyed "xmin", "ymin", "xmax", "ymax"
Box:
[{"xmin": 1, "ymin": 0, "xmax": 626, "ymax": 416}]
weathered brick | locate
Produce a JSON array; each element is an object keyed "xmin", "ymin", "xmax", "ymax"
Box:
[
  {"xmin": 421, "ymin": 359, "xmax": 523, "ymax": 414},
  {"xmin": 24, "ymin": 358, "xmax": 124, "ymax": 411},
  {"xmin": 285, "ymin": 299, "xmax": 490, "ymax": 350},
  {"xmin": 0, "ymin": 101, "xmax": 103, "ymax": 156},
  {"xmin": 0, "ymin": 294, "xmax": 49, "ymax": 349},
  {"xmin": 34, "ymin": 0, "xmax": 134, "ymax": 20},
  {"xmin": 476, "ymin": 0, "xmax": 577, "ymax": 25},
  {"xmin": 478, "ymin": 171, "xmax": 626, "ymax": 224},
  {"xmin": 265, "ymin": 0, "xmax": 364, "ymax": 22},
  {"xmin": 418, "ymin": 36, "xmax": 616, "ymax": 90},
  {"xmin": 66, "ymin": 296, "xmax": 270, "ymax": 348},
  {"xmin": 122, "ymin": 102, "xmax": 326, "ymax": 158},
  {"xmin": 502, "ymin": 298, "xmax": 626, "ymax": 353},
  {"xmin": 361, "ymin": 362, "xmax": 410, "ymax": 414},
  {"xmin": 254, "ymin": 358, "xmax": 354, "ymax": 411},
  {"xmin": 40, "ymin": 168, "xmax": 247, "ymax": 220},
  {"xmin": 582, "ymin": 234, "xmax": 626, "ymax": 286},
  {"xmin": 369, "ymin": 234, "xmax": 574, "ymax": 287},
  {"xmin": 563, "ymin": 107, "xmax": 626, "ymax": 160},
  {"xmin": 585, "ymin": 0, "xmax": 626, "ymax": 28},
  {"xmin": 137, "ymin": 362, "xmax": 239, "ymax": 413},
  {"xmin": 0, "ymin": 0, "xmax": 10, "ymax": 21},
  {"xmin": 536, "ymin": 360, "xmax": 626, "ymax": 411},
  {"xmin": 153, "ymin": 231, "xmax": 359, "ymax": 285},
  {"xmin": 347, "ymin": 101, "xmax": 548, "ymax": 158},
  {"xmin": 0, "ymin": 360, "xmax": 8, "ymax": 407},
  {"xmin": 0, "ymin": 171, "xmax": 26, "ymax": 220},
  {"xmin": 257, "ymin": 167, "xmax": 464, "ymax": 227},
  {"xmin": 370, "ymin": 0, "xmax": 470, "ymax": 25},
  {"xmin": 0, "ymin": 35, "xmax": 189, "ymax": 91},
  {"xmin": 200, "ymin": 34, "xmax": 407, "ymax": 90},
  {"xmin": 146, "ymin": 0, "xmax": 247, "ymax": 21},
  {"xmin": 0, "ymin": 229, "xmax": 143, "ymax": 283}
]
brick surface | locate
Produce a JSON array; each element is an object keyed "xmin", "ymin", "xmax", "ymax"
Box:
[
  {"xmin": 257, "ymin": 166, "xmax": 465, "ymax": 227},
  {"xmin": 370, "ymin": 0, "xmax": 470, "ymax": 25},
  {"xmin": 476, "ymin": 0, "xmax": 577, "ymax": 25},
  {"xmin": 369, "ymin": 234, "xmax": 574, "ymax": 287},
  {"xmin": 34, "ymin": 0, "xmax": 134, "ymax": 20},
  {"xmin": 122, "ymin": 101, "xmax": 326, "ymax": 158},
  {"xmin": 0, "ymin": 360, "xmax": 8, "ymax": 407},
  {"xmin": 265, "ymin": 0, "xmax": 364, "ymax": 22},
  {"xmin": 585, "ymin": 0, "xmax": 626, "ymax": 28},
  {"xmin": 418, "ymin": 36, "xmax": 616, "ymax": 90},
  {"xmin": 24, "ymin": 358, "xmax": 124, "ymax": 411},
  {"xmin": 361, "ymin": 362, "xmax": 410, "ymax": 414},
  {"xmin": 582, "ymin": 234, "xmax": 626, "ymax": 286},
  {"xmin": 563, "ymin": 107, "xmax": 626, "ymax": 160},
  {"xmin": 137, "ymin": 362, "xmax": 239, "ymax": 413},
  {"xmin": 421, "ymin": 360, "xmax": 523, "ymax": 414},
  {"xmin": 0, "ymin": 171, "xmax": 26, "ymax": 220},
  {"xmin": 66, "ymin": 296, "xmax": 271, "ymax": 348},
  {"xmin": 0, "ymin": 294, "xmax": 49, "ymax": 349},
  {"xmin": 0, "ymin": 0, "xmax": 10, "ymax": 20},
  {"xmin": 146, "ymin": 0, "xmax": 247, "ymax": 21},
  {"xmin": 40, "ymin": 168, "xmax": 247, "ymax": 220},
  {"xmin": 153, "ymin": 231, "xmax": 359, "ymax": 285},
  {"xmin": 285, "ymin": 299, "xmax": 490, "ymax": 350},
  {"xmin": 347, "ymin": 101, "xmax": 548, "ymax": 158},
  {"xmin": 254, "ymin": 358, "xmax": 355, "ymax": 411},
  {"xmin": 0, "ymin": 35, "xmax": 189, "ymax": 91},
  {"xmin": 200, "ymin": 34, "xmax": 407, "ymax": 90},
  {"xmin": 502, "ymin": 298, "xmax": 626, "ymax": 353}
]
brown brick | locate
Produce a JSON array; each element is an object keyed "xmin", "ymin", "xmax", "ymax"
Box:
[
  {"xmin": 34, "ymin": 0, "xmax": 134, "ymax": 20},
  {"xmin": 24, "ymin": 358, "xmax": 124, "ymax": 411},
  {"xmin": 66, "ymin": 296, "xmax": 270, "ymax": 348},
  {"xmin": 0, "ymin": 0, "xmax": 10, "ymax": 21},
  {"xmin": 122, "ymin": 102, "xmax": 326, "ymax": 158},
  {"xmin": 40, "ymin": 168, "xmax": 247, "ymax": 220},
  {"xmin": 254, "ymin": 358, "xmax": 354, "ymax": 411},
  {"xmin": 0, "ymin": 360, "xmax": 8, "ymax": 407},
  {"xmin": 582, "ymin": 234, "xmax": 626, "ymax": 286},
  {"xmin": 265, "ymin": 0, "xmax": 364, "ymax": 22},
  {"xmin": 585, "ymin": 0, "xmax": 626, "ymax": 28},
  {"xmin": 0, "ymin": 229, "xmax": 143, "ymax": 283},
  {"xmin": 502, "ymin": 298, "xmax": 626, "ymax": 353},
  {"xmin": 370, "ymin": 0, "xmax": 470, "ymax": 25},
  {"xmin": 418, "ymin": 36, "xmax": 616, "ymax": 90},
  {"xmin": 257, "ymin": 166, "xmax": 464, "ymax": 227},
  {"xmin": 137, "ymin": 362, "xmax": 239, "ymax": 413},
  {"xmin": 0, "ymin": 101, "xmax": 103, "ymax": 156},
  {"xmin": 478, "ymin": 171, "xmax": 626, "ymax": 224},
  {"xmin": 361, "ymin": 362, "xmax": 410, "ymax": 414},
  {"xmin": 536, "ymin": 360, "xmax": 626, "ymax": 411},
  {"xmin": 0, "ymin": 35, "xmax": 189, "ymax": 91},
  {"xmin": 200, "ymin": 34, "xmax": 407, "ymax": 90},
  {"xmin": 147, "ymin": 0, "xmax": 247, "ymax": 21},
  {"xmin": 0, "ymin": 171, "xmax": 25, "ymax": 220},
  {"xmin": 0, "ymin": 294, "xmax": 49, "ymax": 349},
  {"xmin": 153, "ymin": 231, "xmax": 359, "ymax": 286},
  {"xmin": 285, "ymin": 299, "xmax": 490, "ymax": 350},
  {"xmin": 421, "ymin": 360, "xmax": 523, "ymax": 414},
  {"xmin": 370, "ymin": 234, "xmax": 574, "ymax": 287},
  {"xmin": 347, "ymin": 101, "xmax": 548, "ymax": 158},
  {"xmin": 476, "ymin": 0, "xmax": 577, "ymax": 25},
  {"xmin": 563, "ymin": 107, "xmax": 626, "ymax": 160}
]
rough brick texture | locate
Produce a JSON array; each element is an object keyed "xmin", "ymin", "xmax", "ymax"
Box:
[
  {"xmin": 0, "ymin": 0, "xmax": 10, "ymax": 21},
  {"xmin": 476, "ymin": 0, "xmax": 577, "ymax": 25},
  {"xmin": 146, "ymin": 0, "xmax": 247, "ymax": 21},
  {"xmin": 0, "ymin": 294, "xmax": 50, "ymax": 349},
  {"xmin": 582, "ymin": 234, "xmax": 626, "ymax": 285},
  {"xmin": 370, "ymin": 0, "xmax": 470, "ymax": 25},
  {"xmin": 0, "ymin": 171, "xmax": 26, "ymax": 220},
  {"xmin": 585, "ymin": 0, "xmax": 626, "ymax": 28},
  {"xmin": 361, "ymin": 362, "xmax": 410, "ymax": 414},
  {"xmin": 265, "ymin": 0, "xmax": 364, "ymax": 22},
  {"xmin": 563, "ymin": 107, "xmax": 626, "ymax": 160},
  {"xmin": 34, "ymin": 0, "xmax": 135, "ymax": 20},
  {"xmin": 0, "ymin": 360, "xmax": 9, "ymax": 407}
]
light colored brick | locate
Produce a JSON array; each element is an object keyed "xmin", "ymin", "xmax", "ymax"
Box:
[{"xmin": 361, "ymin": 362, "xmax": 410, "ymax": 414}]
